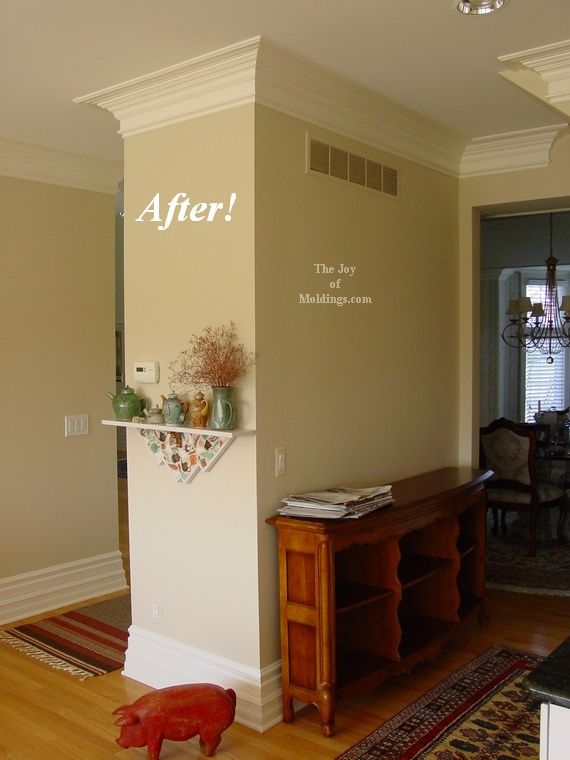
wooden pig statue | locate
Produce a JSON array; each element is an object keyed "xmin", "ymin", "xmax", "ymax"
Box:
[{"xmin": 113, "ymin": 683, "xmax": 236, "ymax": 759}]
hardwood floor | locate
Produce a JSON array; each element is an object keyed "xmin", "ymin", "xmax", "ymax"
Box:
[{"xmin": 1, "ymin": 481, "xmax": 569, "ymax": 758}]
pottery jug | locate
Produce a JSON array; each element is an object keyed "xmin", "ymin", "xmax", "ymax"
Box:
[
  {"xmin": 107, "ymin": 386, "xmax": 145, "ymax": 421},
  {"xmin": 161, "ymin": 393, "xmax": 186, "ymax": 425},
  {"xmin": 208, "ymin": 386, "xmax": 236, "ymax": 430},
  {"xmin": 189, "ymin": 391, "xmax": 209, "ymax": 429}
]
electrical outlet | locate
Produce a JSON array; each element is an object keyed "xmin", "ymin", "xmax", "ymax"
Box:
[
  {"xmin": 275, "ymin": 446, "xmax": 286, "ymax": 477},
  {"xmin": 152, "ymin": 600, "xmax": 160, "ymax": 622}
]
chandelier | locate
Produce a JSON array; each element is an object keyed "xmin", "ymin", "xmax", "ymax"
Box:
[{"xmin": 501, "ymin": 214, "xmax": 570, "ymax": 364}]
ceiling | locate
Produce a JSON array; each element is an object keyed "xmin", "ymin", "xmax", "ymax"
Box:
[{"xmin": 1, "ymin": 0, "xmax": 569, "ymax": 164}]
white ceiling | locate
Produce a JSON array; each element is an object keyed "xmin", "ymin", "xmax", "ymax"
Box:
[{"xmin": 1, "ymin": 0, "xmax": 569, "ymax": 163}]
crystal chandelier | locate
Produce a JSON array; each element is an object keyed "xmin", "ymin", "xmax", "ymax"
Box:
[{"xmin": 501, "ymin": 214, "xmax": 570, "ymax": 364}]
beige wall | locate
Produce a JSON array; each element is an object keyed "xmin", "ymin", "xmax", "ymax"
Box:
[
  {"xmin": 0, "ymin": 175, "xmax": 118, "ymax": 576},
  {"xmin": 255, "ymin": 105, "xmax": 460, "ymax": 665},
  {"xmin": 458, "ymin": 129, "xmax": 570, "ymax": 464},
  {"xmin": 123, "ymin": 100, "xmax": 460, "ymax": 675},
  {"xmin": 123, "ymin": 105, "xmax": 259, "ymax": 665}
]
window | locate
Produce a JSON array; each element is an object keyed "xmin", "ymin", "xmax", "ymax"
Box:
[{"xmin": 524, "ymin": 280, "xmax": 568, "ymax": 421}]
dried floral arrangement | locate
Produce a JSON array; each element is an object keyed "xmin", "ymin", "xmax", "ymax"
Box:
[{"xmin": 169, "ymin": 322, "xmax": 255, "ymax": 390}]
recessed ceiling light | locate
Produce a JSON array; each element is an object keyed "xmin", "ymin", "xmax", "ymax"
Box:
[{"xmin": 456, "ymin": 0, "xmax": 507, "ymax": 14}]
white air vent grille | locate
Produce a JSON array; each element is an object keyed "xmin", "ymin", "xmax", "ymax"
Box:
[{"xmin": 308, "ymin": 137, "xmax": 399, "ymax": 198}]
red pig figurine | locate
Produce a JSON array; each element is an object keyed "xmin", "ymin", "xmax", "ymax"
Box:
[{"xmin": 113, "ymin": 683, "xmax": 236, "ymax": 759}]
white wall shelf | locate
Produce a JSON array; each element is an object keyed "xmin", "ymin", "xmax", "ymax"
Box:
[{"xmin": 102, "ymin": 419, "xmax": 254, "ymax": 483}]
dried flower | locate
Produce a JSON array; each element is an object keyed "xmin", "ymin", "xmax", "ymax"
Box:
[{"xmin": 169, "ymin": 322, "xmax": 255, "ymax": 390}]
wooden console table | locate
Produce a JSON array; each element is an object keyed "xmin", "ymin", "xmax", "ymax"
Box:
[{"xmin": 267, "ymin": 467, "xmax": 493, "ymax": 736}]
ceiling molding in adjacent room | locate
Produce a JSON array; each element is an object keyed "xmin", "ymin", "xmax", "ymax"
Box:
[
  {"xmin": 498, "ymin": 39, "xmax": 570, "ymax": 124},
  {"xmin": 460, "ymin": 124, "xmax": 567, "ymax": 177},
  {"xmin": 0, "ymin": 138, "xmax": 123, "ymax": 194}
]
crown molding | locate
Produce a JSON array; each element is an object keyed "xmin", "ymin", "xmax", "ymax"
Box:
[
  {"xmin": 74, "ymin": 37, "xmax": 260, "ymax": 138},
  {"xmin": 74, "ymin": 37, "xmax": 568, "ymax": 180},
  {"xmin": 254, "ymin": 40, "xmax": 467, "ymax": 176},
  {"xmin": 0, "ymin": 138, "xmax": 122, "ymax": 194},
  {"xmin": 460, "ymin": 124, "xmax": 567, "ymax": 177},
  {"xmin": 75, "ymin": 37, "xmax": 467, "ymax": 177},
  {"xmin": 499, "ymin": 40, "xmax": 570, "ymax": 105}
]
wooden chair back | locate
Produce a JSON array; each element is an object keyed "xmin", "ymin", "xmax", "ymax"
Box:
[{"xmin": 479, "ymin": 417, "xmax": 537, "ymax": 497}]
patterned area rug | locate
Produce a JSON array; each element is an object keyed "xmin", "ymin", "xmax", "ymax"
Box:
[
  {"xmin": 336, "ymin": 645, "xmax": 542, "ymax": 760},
  {"xmin": 0, "ymin": 594, "xmax": 130, "ymax": 680},
  {"xmin": 486, "ymin": 513, "xmax": 570, "ymax": 595}
]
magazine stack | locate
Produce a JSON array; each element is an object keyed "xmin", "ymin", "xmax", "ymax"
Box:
[{"xmin": 278, "ymin": 485, "xmax": 393, "ymax": 519}]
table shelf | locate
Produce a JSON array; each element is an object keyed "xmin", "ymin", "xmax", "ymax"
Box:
[
  {"xmin": 398, "ymin": 555, "xmax": 451, "ymax": 589},
  {"xmin": 336, "ymin": 582, "xmax": 394, "ymax": 614},
  {"xmin": 268, "ymin": 467, "xmax": 492, "ymax": 737}
]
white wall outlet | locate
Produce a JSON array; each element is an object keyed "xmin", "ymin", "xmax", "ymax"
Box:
[
  {"xmin": 152, "ymin": 600, "xmax": 160, "ymax": 622},
  {"xmin": 134, "ymin": 361, "xmax": 159, "ymax": 383},
  {"xmin": 275, "ymin": 446, "xmax": 286, "ymax": 477},
  {"xmin": 64, "ymin": 414, "xmax": 89, "ymax": 437}
]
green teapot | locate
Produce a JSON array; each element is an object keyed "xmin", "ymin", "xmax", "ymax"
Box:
[{"xmin": 107, "ymin": 386, "xmax": 145, "ymax": 421}]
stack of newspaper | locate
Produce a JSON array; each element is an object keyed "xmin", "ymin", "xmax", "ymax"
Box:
[{"xmin": 278, "ymin": 485, "xmax": 393, "ymax": 520}]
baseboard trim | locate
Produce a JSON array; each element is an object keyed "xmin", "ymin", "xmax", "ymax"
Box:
[
  {"xmin": 123, "ymin": 625, "xmax": 283, "ymax": 732},
  {"xmin": 0, "ymin": 551, "xmax": 128, "ymax": 625}
]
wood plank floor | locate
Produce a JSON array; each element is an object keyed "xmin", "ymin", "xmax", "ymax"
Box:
[{"xmin": 1, "ymin": 481, "xmax": 569, "ymax": 758}]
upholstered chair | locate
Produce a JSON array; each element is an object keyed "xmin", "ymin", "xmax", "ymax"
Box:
[{"xmin": 479, "ymin": 417, "xmax": 567, "ymax": 556}]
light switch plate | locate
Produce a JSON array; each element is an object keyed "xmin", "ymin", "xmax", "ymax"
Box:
[{"xmin": 65, "ymin": 414, "xmax": 89, "ymax": 437}]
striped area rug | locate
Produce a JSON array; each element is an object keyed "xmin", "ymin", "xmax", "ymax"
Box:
[
  {"xmin": 0, "ymin": 594, "xmax": 130, "ymax": 680},
  {"xmin": 336, "ymin": 645, "xmax": 543, "ymax": 759}
]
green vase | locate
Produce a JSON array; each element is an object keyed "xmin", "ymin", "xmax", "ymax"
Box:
[{"xmin": 209, "ymin": 386, "xmax": 236, "ymax": 430}]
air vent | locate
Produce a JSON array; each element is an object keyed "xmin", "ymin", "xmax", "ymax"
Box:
[
  {"xmin": 330, "ymin": 147, "xmax": 348, "ymax": 180},
  {"xmin": 310, "ymin": 140, "xmax": 329, "ymax": 174},
  {"xmin": 366, "ymin": 160, "xmax": 382, "ymax": 192},
  {"xmin": 383, "ymin": 165, "xmax": 398, "ymax": 196},
  {"xmin": 308, "ymin": 137, "xmax": 399, "ymax": 198}
]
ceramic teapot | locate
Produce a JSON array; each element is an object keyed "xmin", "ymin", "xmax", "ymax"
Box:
[
  {"xmin": 161, "ymin": 393, "xmax": 187, "ymax": 425},
  {"xmin": 144, "ymin": 406, "xmax": 164, "ymax": 424},
  {"xmin": 107, "ymin": 386, "xmax": 145, "ymax": 421}
]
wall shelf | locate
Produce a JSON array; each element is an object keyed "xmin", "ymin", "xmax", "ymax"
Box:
[{"xmin": 102, "ymin": 420, "xmax": 254, "ymax": 484}]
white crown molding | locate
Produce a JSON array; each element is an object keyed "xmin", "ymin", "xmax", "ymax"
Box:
[
  {"xmin": 460, "ymin": 124, "xmax": 567, "ymax": 177},
  {"xmin": 255, "ymin": 40, "xmax": 467, "ymax": 176},
  {"xmin": 74, "ymin": 37, "xmax": 260, "ymax": 139},
  {"xmin": 75, "ymin": 36, "xmax": 467, "ymax": 177},
  {"xmin": 124, "ymin": 625, "xmax": 283, "ymax": 732},
  {"xmin": 74, "ymin": 36, "xmax": 569, "ymax": 179},
  {"xmin": 499, "ymin": 40, "xmax": 570, "ymax": 105},
  {"xmin": 0, "ymin": 551, "xmax": 128, "ymax": 625},
  {"xmin": 0, "ymin": 138, "xmax": 122, "ymax": 194}
]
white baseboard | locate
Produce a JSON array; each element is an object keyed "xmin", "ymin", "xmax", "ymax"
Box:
[
  {"xmin": 0, "ymin": 551, "xmax": 128, "ymax": 625},
  {"xmin": 124, "ymin": 625, "xmax": 283, "ymax": 732}
]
